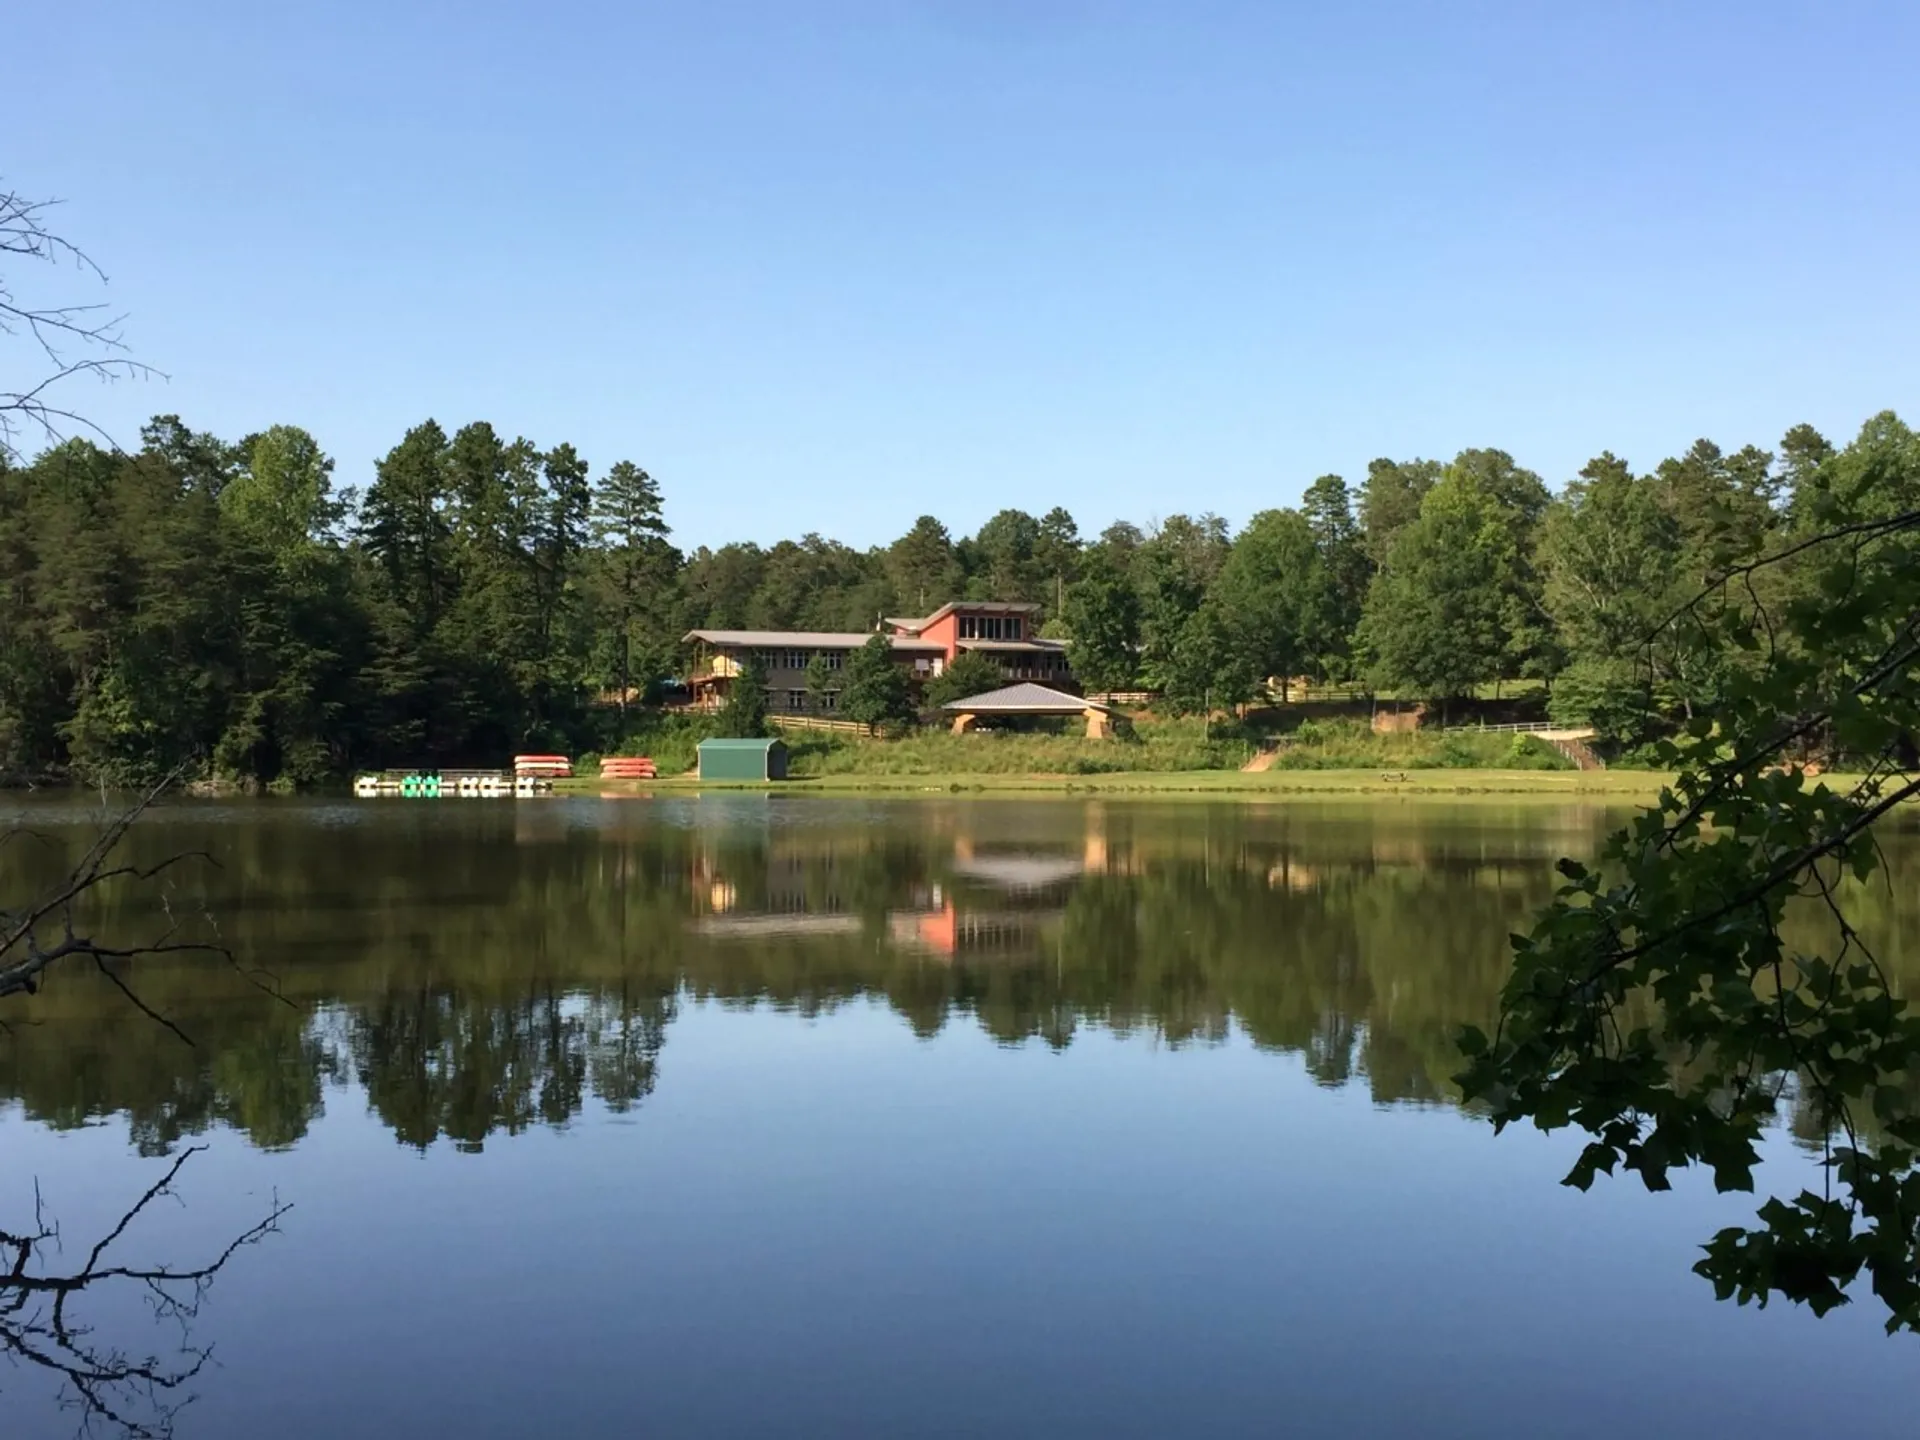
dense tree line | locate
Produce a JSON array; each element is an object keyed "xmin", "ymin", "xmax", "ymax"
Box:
[{"xmin": 1, "ymin": 409, "xmax": 1913, "ymax": 784}]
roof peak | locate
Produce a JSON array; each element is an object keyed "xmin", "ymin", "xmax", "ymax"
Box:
[{"xmin": 940, "ymin": 682, "xmax": 1110, "ymax": 713}]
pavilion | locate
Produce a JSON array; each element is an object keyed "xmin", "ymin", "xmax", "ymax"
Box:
[{"xmin": 941, "ymin": 682, "xmax": 1116, "ymax": 739}]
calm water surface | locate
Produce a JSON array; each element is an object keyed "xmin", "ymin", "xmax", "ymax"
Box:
[{"xmin": 3, "ymin": 795, "xmax": 1918, "ymax": 1438}]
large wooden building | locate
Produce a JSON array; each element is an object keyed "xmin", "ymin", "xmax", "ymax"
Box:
[{"xmin": 683, "ymin": 600, "xmax": 1072, "ymax": 715}]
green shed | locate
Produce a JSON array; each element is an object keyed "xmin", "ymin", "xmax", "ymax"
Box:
[{"xmin": 697, "ymin": 737, "xmax": 789, "ymax": 781}]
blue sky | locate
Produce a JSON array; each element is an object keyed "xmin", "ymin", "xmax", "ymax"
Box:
[{"xmin": 10, "ymin": 1, "xmax": 1917, "ymax": 548}]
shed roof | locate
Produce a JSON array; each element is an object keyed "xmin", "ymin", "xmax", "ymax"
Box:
[
  {"xmin": 696, "ymin": 737, "xmax": 788, "ymax": 751},
  {"xmin": 684, "ymin": 628, "xmax": 943, "ymax": 651},
  {"xmin": 940, "ymin": 683, "xmax": 1111, "ymax": 714}
]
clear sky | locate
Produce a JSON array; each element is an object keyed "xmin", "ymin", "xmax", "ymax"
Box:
[{"xmin": 10, "ymin": 1, "xmax": 1917, "ymax": 549}]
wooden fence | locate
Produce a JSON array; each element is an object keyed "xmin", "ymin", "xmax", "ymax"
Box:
[{"xmin": 768, "ymin": 713, "xmax": 872, "ymax": 737}]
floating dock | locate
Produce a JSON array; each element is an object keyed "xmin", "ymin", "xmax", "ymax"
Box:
[{"xmin": 352, "ymin": 769, "xmax": 555, "ymax": 799}]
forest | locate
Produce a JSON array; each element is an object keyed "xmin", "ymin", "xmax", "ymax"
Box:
[{"xmin": 0, "ymin": 407, "xmax": 1914, "ymax": 786}]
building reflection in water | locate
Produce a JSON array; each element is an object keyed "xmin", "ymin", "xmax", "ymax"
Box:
[
  {"xmin": 6, "ymin": 795, "xmax": 1908, "ymax": 1154},
  {"xmin": 685, "ymin": 815, "xmax": 1129, "ymax": 960}
]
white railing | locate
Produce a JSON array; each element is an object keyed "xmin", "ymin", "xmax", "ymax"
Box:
[{"xmin": 1441, "ymin": 720, "xmax": 1576, "ymax": 735}]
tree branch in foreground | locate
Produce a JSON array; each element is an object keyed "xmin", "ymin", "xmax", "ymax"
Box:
[
  {"xmin": 0, "ymin": 185, "xmax": 161, "ymax": 466},
  {"xmin": 1459, "ymin": 504, "xmax": 1920, "ymax": 1330},
  {"xmin": 0, "ymin": 772, "xmax": 269, "ymax": 1045}
]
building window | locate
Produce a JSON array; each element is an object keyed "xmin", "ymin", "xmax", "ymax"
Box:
[
  {"xmin": 823, "ymin": 651, "xmax": 843, "ymax": 671},
  {"xmin": 787, "ymin": 690, "xmax": 806, "ymax": 710},
  {"xmin": 821, "ymin": 691, "xmax": 838, "ymax": 711},
  {"xmin": 957, "ymin": 612, "xmax": 1029, "ymax": 642},
  {"xmin": 786, "ymin": 649, "xmax": 809, "ymax": 670}
]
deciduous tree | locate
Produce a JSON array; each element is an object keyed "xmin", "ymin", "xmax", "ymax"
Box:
[
  {"xmin": 838, "ymin": 634, "xmax": 914, "ymax": 733},
  {"xmin": 1061, "ymin": 551, "xmax": 1140, "ymax": 695}
]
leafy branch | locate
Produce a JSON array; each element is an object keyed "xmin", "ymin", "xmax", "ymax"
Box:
[{"xmin": 1459, "ymin": 501, "xmax": 1920, "ymax": 1329}]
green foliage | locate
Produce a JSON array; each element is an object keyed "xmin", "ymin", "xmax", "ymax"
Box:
[
  {"xmin": 1062, "ymin": 549, "xmax": 1140, "ymax": 693},
  {"xmin": 839, "ymin": 635, "xmax": 915, "ymax": 733},
  {"xmin": 223, "ymin": 425, "xmax": 340, "ymax": 554},
  {"xmin": 1300, "ymin": 474, "xmax": 1369, "ymax": 682},
  {"xmin": 1359, "ymin": 456, "xmax": 1441, "ymax": 565},
  {"xmin": 588, "ymin": 459, "xmax": 680, "ymax": 727},
  {"xmin": 717, "ymin": 654, "xmax": 769, "ymax": 737},
  {"xmin": 1134, "ymin": 520, "xmax": 1226, "ymax": 701},
  {"xmin": 1, "ymin": 405, "xmax": 1910, "ymax": 805},
  {"xmin": 1210, "ymin": 507, "xmax": 1326, "ymax": 697},
  {"xmin": 923, "ymin": 649, "xmax": 1005, "ymax": 709},
  {"xmin": 601, "ymin": 709, "xmax": 720, "ymax": 776},
  {"xmin": 1034, "ymin": 506, "xmax": 1082, "ymax": 617},
  {"xmin": 886, "ymin": 516, "xmax": 961, "ymax": 616},
  {"xmin": 802, "ymin": 651, "xmax": 839, "ymax": 709},
  {"xmin": 1359, "ymin": 464, "xmax": 1516, "ymax": 709},
  {"xmin": 1266, "ymin": 720, "xmax": 1572, "ymax": 772},
  {"xmin": 1157, "ymin": 603, "xmax": 1239, "ymax": 715},
  {"xmin": 966, "ymin": 508, "xmax": 1044, "ymax": 602},
  {"xmin": 1458, "ymin": 415, "xmax": 1920, "ymax": 1330}
]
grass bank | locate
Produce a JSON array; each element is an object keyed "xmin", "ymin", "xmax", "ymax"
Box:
[
  {"xmin": 563, "ymin": 767, "xmax": 1672, "ymax": 799},
  {"xmin": 587, "ymin": 715, "xmax": 1575, "ymax": 779},
  {"xmin": 570, "ymin": 711, "xmax": 1610, "ymax": 793},
  {"xmin": 780, "ymin": 715, "xmax": 1248, "ymax": 777}
]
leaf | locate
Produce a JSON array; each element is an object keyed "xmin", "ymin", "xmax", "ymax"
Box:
[{"xmin": 1563, "ymin": 1143, "xmax": 1618, "ymax": 1191}]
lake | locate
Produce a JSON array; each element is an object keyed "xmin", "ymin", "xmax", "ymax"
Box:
[{"xmin": 3, "ymin": 795, "xmax": 1918, "ymax": 1438}]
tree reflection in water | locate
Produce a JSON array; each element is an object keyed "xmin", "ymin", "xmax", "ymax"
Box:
[
  {"xmin": 0, "ymin": 799, "xmax": 1913, "ymax": 1155},
  {"xmin": 0, "ymin": 1147, "xmax": 286, "ymax": 1438}
]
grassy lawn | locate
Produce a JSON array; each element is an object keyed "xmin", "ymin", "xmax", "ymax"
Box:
[{"xmin": 571, "ymin": 707, "xmax": 1885, "ymax": 802}]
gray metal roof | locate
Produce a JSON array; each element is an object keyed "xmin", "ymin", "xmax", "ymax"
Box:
[
  {"xmin": 956, "ymin": 639, "xmax": 1070, "ymax": 654},
  {"xmin": 696, "ymin": 737, "xmax": 787, "ymax": 750},
  {"xmin": 683, "ymin": 629, "xmax": 944, "ymax": 651},
  {"xmin": 940, "ymin": 683, "xmax": 1111, "ymax": 713}
]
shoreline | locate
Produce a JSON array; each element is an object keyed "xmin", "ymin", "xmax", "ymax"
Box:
[{"xmin": 554, "ymin": 767, "xmax": 1679, "ymax": 799}]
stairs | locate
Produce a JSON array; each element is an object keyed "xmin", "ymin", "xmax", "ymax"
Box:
[{"xmin": 1544, "ymin": 734, "xmax": 1605, "ymax": 771}]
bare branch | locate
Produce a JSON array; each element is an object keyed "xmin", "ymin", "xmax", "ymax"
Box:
[
  {"xmin": 0, "ymin": 769, "xmax": 216, "ymax": 1012},
  {"xmin": 0, "ymin": 183, "xmax": 164, "ymax": 465},
  {"xmin": 1, "ymin": 1149, "xmax": 289, "ymax": 1438},
  {"xmin": 1, "ymin": 770, "xmax": 248, "ymax": 1061}
]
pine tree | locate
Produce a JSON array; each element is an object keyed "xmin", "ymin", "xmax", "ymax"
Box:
[{"xmin": 590, "ymin": 460, "xmax": 676, "ymax": 730}]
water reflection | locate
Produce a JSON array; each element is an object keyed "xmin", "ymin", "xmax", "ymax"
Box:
[
  {"xmin": 2, "ymin": 797, "xmax": 1914, "ymax": 1155},
  {"xmin": 0, "ymin": 1147, "xmax": 285, "ymax": 1438}
]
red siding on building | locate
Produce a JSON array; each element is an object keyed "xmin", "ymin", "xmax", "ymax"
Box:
[{"xmin": 916, "ymin": 610, "xmax": 961, "ymax": 664}]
